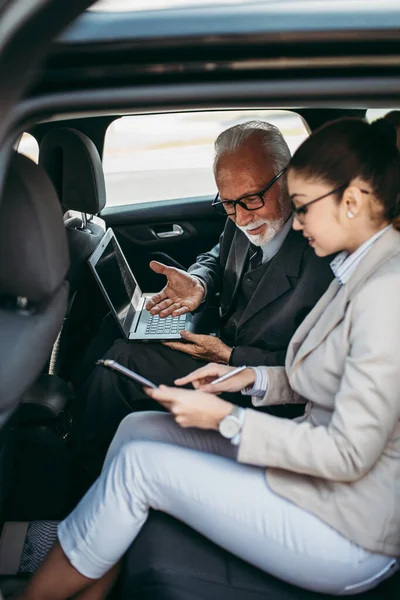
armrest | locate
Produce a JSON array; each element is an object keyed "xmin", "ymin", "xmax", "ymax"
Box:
[{"xmin": 20, "ymin": 375, "xmax": 73, "ymax": 424}]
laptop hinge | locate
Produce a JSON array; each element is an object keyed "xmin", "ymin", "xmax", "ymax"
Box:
[{"xmin": 130, "ymin": 296, "xmax": 146, "ymax": 335}]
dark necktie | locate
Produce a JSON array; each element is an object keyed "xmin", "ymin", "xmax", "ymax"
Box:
[{"xmin": 249, "ymin": 245, "xmax": 263, "ymax": 271}]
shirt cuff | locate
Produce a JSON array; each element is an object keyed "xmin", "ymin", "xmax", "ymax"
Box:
[{"xmin": 241, "ymin": 367, "xmax": 268, "ymax": 398}]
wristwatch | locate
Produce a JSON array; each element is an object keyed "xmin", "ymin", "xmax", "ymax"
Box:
[{"xmin": 218, "ymin": 405, "xmax": 245, "ymax": 439}]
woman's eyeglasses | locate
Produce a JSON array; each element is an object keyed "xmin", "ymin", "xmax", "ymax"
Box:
[
  {"xmin": 212, "ymin": 168, "xmax": 286, "ymax": 216},
  {"xmin": 291, "ymin": 184, "xmax": 371, "ymax": 225}
]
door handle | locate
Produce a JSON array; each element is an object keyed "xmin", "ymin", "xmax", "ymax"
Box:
[{"xmin": 153, "ymin": 224, "xmax": 184, "ymax": 239}]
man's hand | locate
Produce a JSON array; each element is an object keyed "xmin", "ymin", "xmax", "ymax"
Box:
[
  {"xmin": 144, "ymin": 385, "xmax": 233, "ymax": 429},
  {"xmin": 145, "ymin": 261, "xmax": 206, "ymax": 317},
  {"xmin": 163, "ymin": 331, "xmax": 232, "ymax": 363}
]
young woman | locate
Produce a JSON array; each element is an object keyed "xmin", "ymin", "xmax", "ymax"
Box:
[{"xmin": 17, "ymin": 118, "xmax": 400, "ymax": 600}]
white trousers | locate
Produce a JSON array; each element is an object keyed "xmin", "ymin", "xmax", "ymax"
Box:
[{"xmin": 58, "ymin": 411, "xmax": 397, "ymax": 595}]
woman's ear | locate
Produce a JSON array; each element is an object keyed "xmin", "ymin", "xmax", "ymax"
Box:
[{"xmin": 342, "ymin": 185, "xmax": 363, "ymax": 220}]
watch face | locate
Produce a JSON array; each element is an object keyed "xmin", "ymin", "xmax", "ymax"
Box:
[{"xmin": 219, "ymin": 415, "xmax": 240, "ymax": 439}]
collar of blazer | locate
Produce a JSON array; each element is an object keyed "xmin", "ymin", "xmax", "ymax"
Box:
[
  {"xmin": 221, "ymin": 226, "xmax": 307, "ymax": 325},
  {"xmin": 287, "ymin": 226, "xmax": 400, "ymax": 371}
]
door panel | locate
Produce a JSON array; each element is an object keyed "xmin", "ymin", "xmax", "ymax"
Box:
[{"xmin": 101, "ymin": 195, "xmax": 226, "ymax": 292}]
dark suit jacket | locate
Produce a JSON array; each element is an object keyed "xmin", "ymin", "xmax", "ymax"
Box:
[{"xmin": 188, "ymin": 218, "xmax": 334, "ymax": 367}]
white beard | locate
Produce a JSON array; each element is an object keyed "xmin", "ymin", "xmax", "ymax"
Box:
[{"xmin": 237, "ymin": 217, "xmax": 286, "ymax": 246}]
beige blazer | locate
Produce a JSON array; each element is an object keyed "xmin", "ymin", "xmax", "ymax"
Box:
[{"xmin": 237, "ymin": 226, "xmax": 400, "ymax": 556}]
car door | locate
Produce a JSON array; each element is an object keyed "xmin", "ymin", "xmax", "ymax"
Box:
[{"xmin": 104, "ymin": 197, "xmax": 225, "ymax": 293}]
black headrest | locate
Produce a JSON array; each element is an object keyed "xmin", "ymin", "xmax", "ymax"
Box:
[
  {"xmin": 39, "ymin": 128, "xmax": 106, "ymax": 215},
  {"xmin": 0, "ymin": 153, "xmax": 69, "ymax": 303}
]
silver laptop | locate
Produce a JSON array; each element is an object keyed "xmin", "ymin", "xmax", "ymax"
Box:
[{"xmin": 88, "ymin": 228, "xmax": 218, "ymax": 341}]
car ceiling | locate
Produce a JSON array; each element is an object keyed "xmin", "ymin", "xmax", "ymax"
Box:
[
  {"xmin": 3, "ymin": 1, "xmax": 400, "ymax": 158},
  {"xmin": 62, "ymin": 2, "xmax": 400, "ymax": 45},
  {"xmin": 32, "ymin": 4, "xmax": 400, "ymax": 96}
]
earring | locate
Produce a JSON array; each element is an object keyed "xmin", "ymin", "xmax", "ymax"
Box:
[{"xmin": 347, "ymin": 211, "xmax": 355, "ymax": 219}]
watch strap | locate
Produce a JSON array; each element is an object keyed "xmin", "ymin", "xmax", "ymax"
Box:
[
  {"xmin": 230, "ymin": 406, "xmax": 245, "ymax": 446},
  {"xmin": 230, "ymin": 405, "xmax": 245, "ymax": 420}
]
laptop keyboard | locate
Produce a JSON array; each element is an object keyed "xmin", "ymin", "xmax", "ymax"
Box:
[{"xmin": 145, "ymin": 313, "xmax": 187, "ymax": 336}]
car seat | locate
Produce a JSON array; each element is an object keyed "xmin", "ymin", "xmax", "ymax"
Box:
[
  {"xmin": 39, "ymin": 127, "xmax": 107, "ymax": 380},
  {"xmin": 120, "ymin": 510, "xmax": 399, "ymax": 599},
  {"xmin": 0, "ymin": 152, "xmax": 69, "ymax": 512}
]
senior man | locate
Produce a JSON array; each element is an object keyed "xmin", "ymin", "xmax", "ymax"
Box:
[{"xmin": 72, "ymin": 120, "xmax": 334, "ymax": 483}]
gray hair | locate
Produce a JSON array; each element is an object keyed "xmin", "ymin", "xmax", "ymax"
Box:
[{"xmin": 213, "ymin": 120, "xmax": 291, "ymax": 174}]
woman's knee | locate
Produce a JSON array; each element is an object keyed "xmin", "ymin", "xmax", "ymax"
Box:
[
  {"xmin": 114, "ymin": 411, "xmax": 173, "ymax": 445},
  {"xmin": 112, "ymin": 439, "xmax": 171, "ymax": 493},
  {"xmin": 104, "ymin": 411, "xmax": 172, "ymax": 471}
]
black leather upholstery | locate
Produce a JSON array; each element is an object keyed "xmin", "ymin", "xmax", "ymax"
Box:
[
  {"xmin": 121, "ymin": 512, "xmax": 398, "ymax": 600},
  {"xmin": 20, "ymin": 375, "xmax": 72, "ymax": 423},
  {"xmin": 38, "ymin": 128, "xmax": 107, "ymax": 378},
  {"xmin": 0, "ymin": 153, "xmax": 69, "ymax": 509},
  {"xmin": 5, "ymin": 424, "xmax": 74, "ymax": 521},
  {"xmin": 0, "ymin": 291, "xmax": 68, "ymax": 423},
  {"xmin": 0, "ymin": 154, "xmax": 68, "ymax": 303},
  {"xmin": 64, "ymin": 219, "xmax": 105, "ymax": 292},
  {"xmin": 39, "ymin": 128, "xmax": 106, "ymax": 214},
  {"xmin": 0, "ymin": 154, "xmax": 69, "ymax": 418}
]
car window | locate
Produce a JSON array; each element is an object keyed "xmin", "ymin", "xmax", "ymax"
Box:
[
  {"xmin": 366, "ymin": 108, "xmax": 398, "ymax": 122},
  {"xmin": 91, "ymin": 0, "xmax": 251, "ymax": 12},
  {"xmin": 103, "ymin": 110, "xmax": 309, "ymax": 207},
  {"xmin": 17, "ymin": 133, "xmax": 39, "ymax": 164},
  {"xmin": 91, "ymin": 0, "xmax": 400, "ymax": 13}
]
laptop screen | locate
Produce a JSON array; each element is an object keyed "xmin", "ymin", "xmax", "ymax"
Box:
[{"xmin": 91, "ymin": 230, "xmax": 142, "ymax": 336}]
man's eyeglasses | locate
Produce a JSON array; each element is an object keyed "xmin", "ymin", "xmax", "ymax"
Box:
[
  {"xmin": 291, "ymin": 184, "xmax": 371, "ymax": 225},
  {"xmin": 212, "ymin": 168, "xmax": 286, "ymax": 216}
]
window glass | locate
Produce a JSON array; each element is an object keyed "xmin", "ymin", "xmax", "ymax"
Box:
[
  {"xmin": 91, "ymin": 1, "xmax": 400, "ymax": 14},
  {"xmin": 366, "ymin": 108, "xmax": 398, "ymax": 122},
  {"xmin": 103, "ymin": 110, "xmax": 309, "ymax": 207},
  {"xmin": 91, "ymin": 0, "xmax": 249, "ymax": 12},
  {"xmin": 17, "ymin": 133, "xmax": 39, "ymax": 164}
]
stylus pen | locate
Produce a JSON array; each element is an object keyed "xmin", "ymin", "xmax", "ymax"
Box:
[{"xmin": 210, "ymin": 365, "xmax": 248, "ymax": 385}]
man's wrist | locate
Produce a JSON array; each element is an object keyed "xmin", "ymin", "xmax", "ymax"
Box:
[
  {"xmin": 228, "ymin": 346, "xmax": 236, "ymax": 365},
  {"xmin": 219, "ymin": 344, "xmax": 232, "ymax": 365},
  {"xmin": 192, "ymin": 276, "xmax": 207, "ymax": 301}
]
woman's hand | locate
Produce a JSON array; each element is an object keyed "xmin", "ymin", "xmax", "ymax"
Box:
[
  {"xmin": 175, "ymin": 362, "xmax": 256, "ymax": 394},
  {"xmin": 144, "ymin": 385, "xmax": 233, "ymax": 429}
]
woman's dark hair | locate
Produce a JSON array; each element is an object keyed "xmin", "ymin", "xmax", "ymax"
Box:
[
  {"xmin": 289, "ymin": 117, "xmax": 400, "ymax": 231},
  {"xmin": 383, "ymin": 110, "xmax": 400, "ymax": 132}
]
